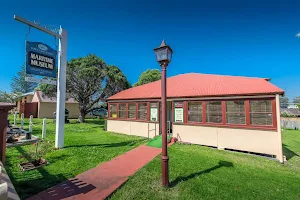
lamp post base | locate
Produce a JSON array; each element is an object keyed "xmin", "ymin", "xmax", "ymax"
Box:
[{"xmin": 162, "ymin": 155, "xmax": 169, "ymax": 187}]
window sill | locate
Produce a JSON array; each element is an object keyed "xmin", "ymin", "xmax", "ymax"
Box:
[
  {"xmin": 173, "ymin": 122, "xmax": 277, "ymax": 131},
  {"xmin": 107, "ymin": 118, "xmax": 149, "ymax": 123}
]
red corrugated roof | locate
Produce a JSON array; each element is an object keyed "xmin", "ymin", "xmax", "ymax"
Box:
[{"xmin": 107, "ymin": 73, "xmax": 284, "ymax": 100}]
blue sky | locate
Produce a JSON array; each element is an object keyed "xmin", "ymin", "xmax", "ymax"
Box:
[{"xmin": 1, "ymin": 0, "xmax": 300, "ymax": 101}]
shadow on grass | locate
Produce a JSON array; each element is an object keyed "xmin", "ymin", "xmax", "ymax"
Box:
[
  {"xmin": 169, "ymin": 161, "xmax": 233, "ymax": 188},
  {"xmin": 283, "ymin": 144, "xmax": 299, "ymax": 160},
  {"xmin": 82, "ymin": 120, "xmax": 105, "ymax": 126},
  {"xmin": 65, "ymin": 139, "xmax": 146, "ymax": 149},
  {"xmin": 11, "ymin": 146, "xmax": 97, "ymax": 199}
]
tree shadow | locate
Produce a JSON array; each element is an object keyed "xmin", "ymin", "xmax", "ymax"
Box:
[
  {"xmin": 65, "ymin": 139, "xmax": 146, "ymax": 149},
  {"xmin": 8, "ymin": 146, "xmax": 97, "ymax": 199},
  {"xmin": 169, "ymin": 161, "xmax": 233, "ymax": 188},
  {"xmin": 283, "ymin": 144, "xmax": 299, "ymax": 160},
  {"xmin": 82, "ymin": 120, "xmax": 105, "ymax": 126}
]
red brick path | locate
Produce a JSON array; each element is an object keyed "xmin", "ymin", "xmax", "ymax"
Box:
[{"xmin": 26, "ymin": 145, "xmax": 161, "ymax": 200}]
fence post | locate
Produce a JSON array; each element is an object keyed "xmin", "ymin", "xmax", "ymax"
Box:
[
  {"xmin": 21, "ymin": 113, "xmax": 24, "ymax": 129},
  {"xmin": 42, "ymin": 118, "xmax": 47, "ymax": 139},
  {"xmin": 29, "ymin": 115, "xmax": 33, "ymax": 132},
  {"xmin": 14, "ymin": 112, "xmax": 17, "ymax": 126}
]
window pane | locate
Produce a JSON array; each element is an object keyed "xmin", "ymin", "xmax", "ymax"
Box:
[
  {"xmin": 250, "ymin": 100, "xmax": 272, "ymax": 113},
  {"xmin": 188, "ymin": 102, "xmax": 202, "ymax": 122},
  {"xmin": 206, "ymin": 101, "xmax": 222, "ymax": 123},
  {"xmin": 118, "ymin": 103, "xmax": 126, "ymax": 118},
  {"xmin": 250, "ymin": 100, "xmax": 273, "ymax": 126},
  {"xmin": 109, "ymin": 104, "xmax": 117, "ymax": 118},
  {"xmin": 138, "ymin": 103, "xmax": 147, "ymax": 120},
  {"xmin": 226, "ymin": 101, "xmax": 245, "ymax": 125},
  {"xmin": 250, "ymin": 113, "xmax": 272, "ymax": 125},
  {"xmin": 128, "ymin": 103, "xmax": 136, "ymax": 119}
]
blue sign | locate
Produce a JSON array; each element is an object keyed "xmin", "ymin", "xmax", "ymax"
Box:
[{"xmin": 26, "ymin": 41, "xmax": 57, "ymax": 78}]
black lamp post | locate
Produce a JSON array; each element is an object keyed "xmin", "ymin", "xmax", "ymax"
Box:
[{"xmin": 154, "ymin": 40, "xmax": 173, "ymax": 187}]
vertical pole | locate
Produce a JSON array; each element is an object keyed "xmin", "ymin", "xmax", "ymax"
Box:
[
  {"xmin": 276, "ymin": 94, "xmax": 284, "ymax": 163},
  {"xmin": 161, "ymin": 63, "xmax": 169, "ymax": 187},
  {"xmin": 21, "ymin": 113, "xmax": 24, "ymax": 129},
  {"xmin": 42, "ymin": 118, "xmax": 47, "ymax": 139},
  {"xmin": 55, "ymin": 26, "xmax": 68, "ymax": 149},
  {"xmin": 14, "ymin": 112, "xmax": 17, "ymax": 126},
  {"xmin": 29, "ymin": 115, "xmax": 33, "ymax": 132}
]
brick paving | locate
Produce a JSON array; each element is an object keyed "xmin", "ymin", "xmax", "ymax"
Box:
[{"xmin": 26, "ymin": 144, "xmax": 162, "ymax": 200}]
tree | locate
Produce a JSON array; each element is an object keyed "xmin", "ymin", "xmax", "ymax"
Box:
[
  {"xmin": 66, "ymin": 54, "xmax": 130, "ymax": 122},
  {"xmin": 11, "ymin": 65, "xmax": 37, "ymax": 93},
  {"xmin": 133, "ymin": 69, "xmax": 161, "ymax": 87},
  {"xmin": 101, "ymin": 65, "xmax": 131, "ymax": 100},
  {"xmin": 293, "ymin": 96, "xmax": 300, "ymax": 104},
  {"xmin": 36, "ymin": 82, "xmax": 57, "ymax": 97},
  {"xmin": 280, "ymin": 96, "xmax": 289, "ymax": 108},
  {"xmin": 0, "ymin": 91, "xmax": 19, "ymax": 103}
]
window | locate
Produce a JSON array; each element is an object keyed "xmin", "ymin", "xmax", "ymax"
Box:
[
  {"xmin": 118, "ymin": 103, "xmax": 126, "ymax": 118},
  {"xmin": 250, "ymin": 100, "xmax": 273, "ymax": 126},
  {"xmin": 206, "ymin": 101, "xmax": 222, "ymax": 123},
  {"xmin": 188, "ymin": 102, "xmax": 202, "ymax": 122},
  {"xmin": 109, "ymin": 104, "xmax": 117, "ymax": 118},
  {"xmin": 226, "ymin": 101, "xmax": 245, "ymax": 125},
  {"xmin": 128, "ymin": 103, "xmax": 136, "ymax": 119},
  {"xmin": 138, "ymin": 103, "xmax": 148, "ymax": 120}
]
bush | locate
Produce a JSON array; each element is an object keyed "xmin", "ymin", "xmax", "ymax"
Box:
[{"xmin": 21, "ymin": 139, "xmax": 54, "ymax": 162}]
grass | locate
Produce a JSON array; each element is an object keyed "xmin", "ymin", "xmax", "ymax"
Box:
[
  {"xmin": 146, "ymin": 135, "xmax": 171, "ymax": 148},
  {"xmin": 110, "ymin": 129, "xmax": 300, "ymax": 200},
  {"xmin": 5, "ymin": 117, "xmax": 147, "ymax": 199}
]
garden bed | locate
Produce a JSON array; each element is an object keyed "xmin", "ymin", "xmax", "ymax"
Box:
[{"xmin": 19, "ymin": 158, "xmax": 48, "ymax": 172}]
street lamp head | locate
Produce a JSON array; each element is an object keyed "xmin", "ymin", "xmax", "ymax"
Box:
[{"xmin": 154, "ymin": 40, "xmax": 173, "ymax": 65}]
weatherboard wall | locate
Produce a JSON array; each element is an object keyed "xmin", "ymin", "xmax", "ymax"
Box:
[
  {"xmin": 173, "ymin": 124, "xmax": 279, "ymax": 157},
  {"xmin": 107, "ymin": 120, "xmax": 159, "ymax": 138}
]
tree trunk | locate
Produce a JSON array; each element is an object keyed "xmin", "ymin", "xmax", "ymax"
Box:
[{"xmin": 80, "ymin": 111, "xmax": 86, "ymax": 122}]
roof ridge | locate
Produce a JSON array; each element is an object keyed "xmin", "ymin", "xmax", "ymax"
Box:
[{"xmin": 181, "ymin": 72, "xmax": 270, "ymax": 80}]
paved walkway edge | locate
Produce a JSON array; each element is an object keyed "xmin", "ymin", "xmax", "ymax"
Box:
[{"xmin": 26, "ymin": 144, "xmax": 163, "ymax": 200}]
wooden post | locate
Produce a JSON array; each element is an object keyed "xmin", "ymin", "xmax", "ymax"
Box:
[
  {"xmin": 29, "ymin": 115, "xmax": 33, "ymax": 132},
  {"xmin": 21, "ymin": 113, "xmax": 24, "ymax": 129},
  {"xmin": 42, "ymin": 118, "xmax": 47, "ymax": 139},
  {"xmin": 14, "ymin": 112, "xmax": 17, "ymax": 126}
]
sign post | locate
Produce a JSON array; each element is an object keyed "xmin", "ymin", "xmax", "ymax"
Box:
[
  {"xmin": 55, "ymin": 27, "xmax": 67, "ymax": 148},
  {"xmin": 14, "ymin": 15, "xmax": 67, "ymax": 148}
]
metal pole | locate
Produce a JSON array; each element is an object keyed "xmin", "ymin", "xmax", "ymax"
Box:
[
  {"xmin": 161, "ymin": 63, "xmax": 169, "ymax": 187},
  {"xmin": 55, "ymin": 26, "xmax": 68, "ymax": 148}
]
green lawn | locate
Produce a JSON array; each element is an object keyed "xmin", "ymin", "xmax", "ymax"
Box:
[
  {"xmin": 6, "ymin": 116, "xmax": 300, "ymax": 200},
  {"xmin": 110, "ymin": 129, "xmax": 300, "ymax": 200},
  {"xmin": 5, "ymin": 117, "xmax": 147, "ymax": 199}
]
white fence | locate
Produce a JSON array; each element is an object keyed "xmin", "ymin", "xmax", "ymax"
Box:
[{"xmin": 281, "ymin": 120, "xmax": 300, "ymax": 130}]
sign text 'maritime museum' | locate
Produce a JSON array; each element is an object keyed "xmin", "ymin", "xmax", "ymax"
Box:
[
  {"xmin": 26, "ymin": 41, "xmax": 57, "ymax": 78},
  {"xmin": 30, "ymin": 53, "xmax": 54, "ymax": 70}
]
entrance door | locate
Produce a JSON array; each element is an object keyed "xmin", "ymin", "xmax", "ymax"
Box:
[
  {"xmin": 159, "ymin": 101, "xmax": 173, "ymax": 135},
  {"xmin": 167, "ymin": 101, "xmax": 172, "ymax": 134}
]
